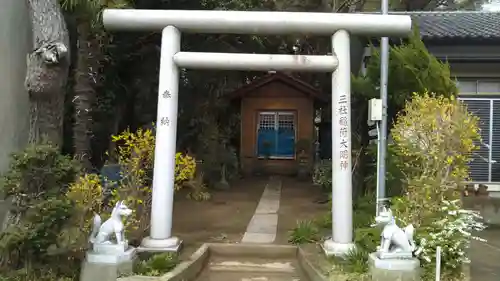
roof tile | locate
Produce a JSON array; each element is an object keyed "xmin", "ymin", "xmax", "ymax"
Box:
[{"xmin": 393, "ymin": 11, "xmax": 500, "ymax": 40}]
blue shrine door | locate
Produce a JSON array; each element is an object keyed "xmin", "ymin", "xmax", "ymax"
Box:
[{"xmin": 256, "ymin": 111, "xmax": 296, "ymax": 158}]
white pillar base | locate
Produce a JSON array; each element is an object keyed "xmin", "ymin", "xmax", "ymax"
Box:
[
  {"xmin": 322, "ymin": 239, "xmax": 355, "ymax": 257},
  {"xmin": 138, "ymin": 236, "xmax": 182, "ymax": 253}
]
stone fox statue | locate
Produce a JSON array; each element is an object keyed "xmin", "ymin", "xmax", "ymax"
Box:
[
  {"xmin": 374, "ymin": 206, "xmax": 417, "ymax": 255},
  {"xmin": 89, "ymin": 201, "xmax": 132, "ymax": 245}
]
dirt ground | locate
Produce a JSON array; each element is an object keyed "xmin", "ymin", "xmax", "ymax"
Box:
[
  {"xmin": 275, "ymin": 177, "xmax": 330, "ymax": 244},
  {"xmin": 172, "ymin": 178, "xmax": 266, "ymax": 256},
  {"xmin": 172, "ymin": 176, "xmax": 329, "ymax": 257}
]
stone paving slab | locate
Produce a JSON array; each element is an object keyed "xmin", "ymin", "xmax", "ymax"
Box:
[
  {"xmin": 255, "ymin": 200, "xmax": 280, "ymax": 214},
  {"xmin": 241, "ymin": 232, "xmax": 276, "ymax": 244},
  {"xmin": 241, "ymin": 178, "xmax": 282, "ymax": 244},
  {"xmin": 246, "ymin": 214, "xmax": 278, "ymax": 234}
]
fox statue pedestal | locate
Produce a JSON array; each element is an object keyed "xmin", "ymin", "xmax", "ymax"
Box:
[
  {"xmin": 369, "ymin": 206, "xmax": 421, "ymax": 281},
  {"xmin": 81, "ymin": 247, "xmax": 136, "ymax": 281},
  {"xmin": 80, "ymin": 201, "xmax": 137, "ymax": 281},
  {"xmin": 86, "ymin": 242, "xmax": 136, "ymax": 265},
  {"xmin": 368, "ymin": 253, "xmax": 420, "ymax": 281}
]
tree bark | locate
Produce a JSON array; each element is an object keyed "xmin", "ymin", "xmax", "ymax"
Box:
[
  {"xmin": 72, "ymin": 20, "xmax": 97, "ymax": 171},
  {"xmin": 25, "ymin": 0, "xmax": 70, "ymax": 147}
]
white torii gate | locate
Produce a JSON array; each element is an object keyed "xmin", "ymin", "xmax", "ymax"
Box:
[{"xmin": 102, "ymin": 9, "xmax": 412, "ymax": 256}]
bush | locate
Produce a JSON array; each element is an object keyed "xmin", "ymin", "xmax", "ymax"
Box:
[
  {"xmin": 107, "ymin": 127, "xmax": 200, "ymax": 243},
  {"xmin": 0, "ymin": 143, "xmax": 80, "ymax": 213},
  {"xmin": 0, "ymin": 143, "xmax": 81, "ymax": 275},
  {"xmin": 363, "ymin": 144, "xmax": 405, "ymax": 197},
  {"xmin": 0, "ymin": 268, "xmax": 74, "ymax": 281},
  {"xmin": 343, "ymin": 247, "xmax": 370, "ymax": 274},
  {"xmin": 354, "ymin": 31, "xmax": 458, "ymax": 199},
  {"xmin": 353, "ymin": 227, "xmax": 380, "ymax": 253},
  {"xmin": 361, "ymin": 31, "xmax": 457, "ymax": 106},
  {"xmin": 312, "ymin": 159, "xmax": 331, "ymax": 191},
  {"xmin": 134, "ymin": 253, "xmax": 179, "ymax": 276},
  {"xmin": 390, "ymin": 94, "xmax": 485, "ymax": 277},
  {"xmin": 111, "ymin": 127, "xmax": 197, "ymax": 191},
  {"xmin": 314, "ymin": 212, "xmax": 332, "ymax": 229},
  {"xmin": 62, "ymin": 174, "xmax": 105, "ymax": 254},
  {"xmin": 288, "ymin": 220, "xmax": 319, "ymax": 244}
]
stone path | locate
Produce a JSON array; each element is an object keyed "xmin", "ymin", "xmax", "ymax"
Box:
[
  {"xmin": 470, "ymin": 228, "xmax": 500, "ymax": 281},
  {"xmin": 241, "ymin": 177, "xmax": 282, "ymax": 244},
  {"xmin": 196, "ymin": 179, "xmax": 309, "ymax": 280}
]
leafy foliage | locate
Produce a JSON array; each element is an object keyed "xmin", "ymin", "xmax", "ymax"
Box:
[
  {"xmin": 362, "ymin": 31, "xmax": 457, "ymax": 105},
  {"xmin": 343, "ymin": 247, "xmax": 370, "ymax": 274},
  {"xmin": 0, "ymin": 143, "xmax": 80, "ymax": 206},
  {"xmin": 354, "ymin": 30, "xmax": 459, "ymax": 197},
  {"xmin": 314, "ymin": 212, "xmax": 332, "ymax": 229},
  {"xmin": 0, "ymin": 268, "xmax": 74, "ymax": 281},
  {"xmin": 62, "ymin": 173, "xmax": 105, "ymax": 253},
  {"xmin": 288, "ymin": 220, "xmax": 319, "ymax": 244},
  {"xmin": 0, "ymin": 143, "xmax": 81, "ymax": 276},
  {"xmin": 111, "ymin": 126, "xmax": 197, "ymax": 191},
  {"xmin": 0, "ymin": 131, "xmax": 199, "ymax": 278},
  {"xmin": 312, "ymin": 159, "xmax": 332, "ymax": 192},
  {"xmin": 134, "ymin": 253, "xmax": 179, "ymax": 277},
  {"xmin": 111, "ymin": 127, "xmax": 200, "ymax": 241},
  {"xmin": 391, "ymin": 94, "xmax": 485, "ymax": 277}
]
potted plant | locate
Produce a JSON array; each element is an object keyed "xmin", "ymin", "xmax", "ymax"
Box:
[{"xmin": 295, "ymin": 138, "xmax": 312, "ymax": 180}]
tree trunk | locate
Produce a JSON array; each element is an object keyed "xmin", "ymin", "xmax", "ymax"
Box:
[
  {"xmin": 73, "ymin": 20, "xmax": 98, "ymax": 171},
  {"xmin": 25, "ymin": 0, "xmax": 70, "ymax": 147}
]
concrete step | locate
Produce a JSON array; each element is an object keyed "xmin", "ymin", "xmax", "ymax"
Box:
[
  {"xmin": 209, "ymin": 259, "xmax": 296, "ymax": 273},
  {"xmin": 195, "ymin": 270, "xmax": 303, "ymax": 281},
  {"xmin": 195, "ymin": 257, "xmax": 306, "ymax": 281}
]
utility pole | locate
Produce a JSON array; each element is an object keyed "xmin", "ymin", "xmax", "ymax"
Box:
[{"xmin": 377, "ymin": 0, "xmax": 390, "ymax": 213}]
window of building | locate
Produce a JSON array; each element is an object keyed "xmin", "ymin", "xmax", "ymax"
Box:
[
  {"xmin": 256, "ymin": 111, "xmax": 296, "ymax": 158},
  {"xmin": 457, "ymin": 80, "xmax": 500, "ymax": 95}
]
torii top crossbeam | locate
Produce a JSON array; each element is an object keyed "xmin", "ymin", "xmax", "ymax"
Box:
[{"xmin": 103, "ymin": 9, "xmax": 412, "ymax": 36}]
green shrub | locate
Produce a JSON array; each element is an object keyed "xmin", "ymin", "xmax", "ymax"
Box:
[
  {"xmin": 134, "ymin": 253, "xmax": 179, "ymax": 276},
  {"xmin": 288, "ymin": 220, "xmax": 319, "ymax": 244},
  {"xmin": 0, "ymin": 143, "xmax": 80, "ymax": 209},
  {"xmin": 343, "ymin": 247, "xmax": 370, "ymax": 274},
  {"xmin": 354, "ymin": 31, "xmax": 458, "ymax": 199},
  {"xmin": 0, "ymin": 143, "xmax": 80, "ymax": 270},
  {"xmin": 362, "ymin": 31, "xmax": 457, "ymax": 106},
  {"xmin": 0, "ymin": 268, "xmax": 75, "ymax": 281},
  {"xmin": 312, "ymin": 159, "xmax": 331, "ymax": 192},
  {"xmin": 363, "ymin": 144, "xmax": 405, "ymax": 197},
  {"xmin": 354, "ymin": 227, "xmax": 380, "ymax": 253},
  {"xmin": 314, "ymin": 212, "xmax": 332, "ymax": 229}
]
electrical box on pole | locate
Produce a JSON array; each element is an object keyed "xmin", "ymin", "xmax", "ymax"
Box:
[
  {"xmin": 368, "ymin": 98, "xmax": 382, "ymax": 122},
  {"xmin": 367, "ymin": 98, "xmax": 382, "ymax": 145}
]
